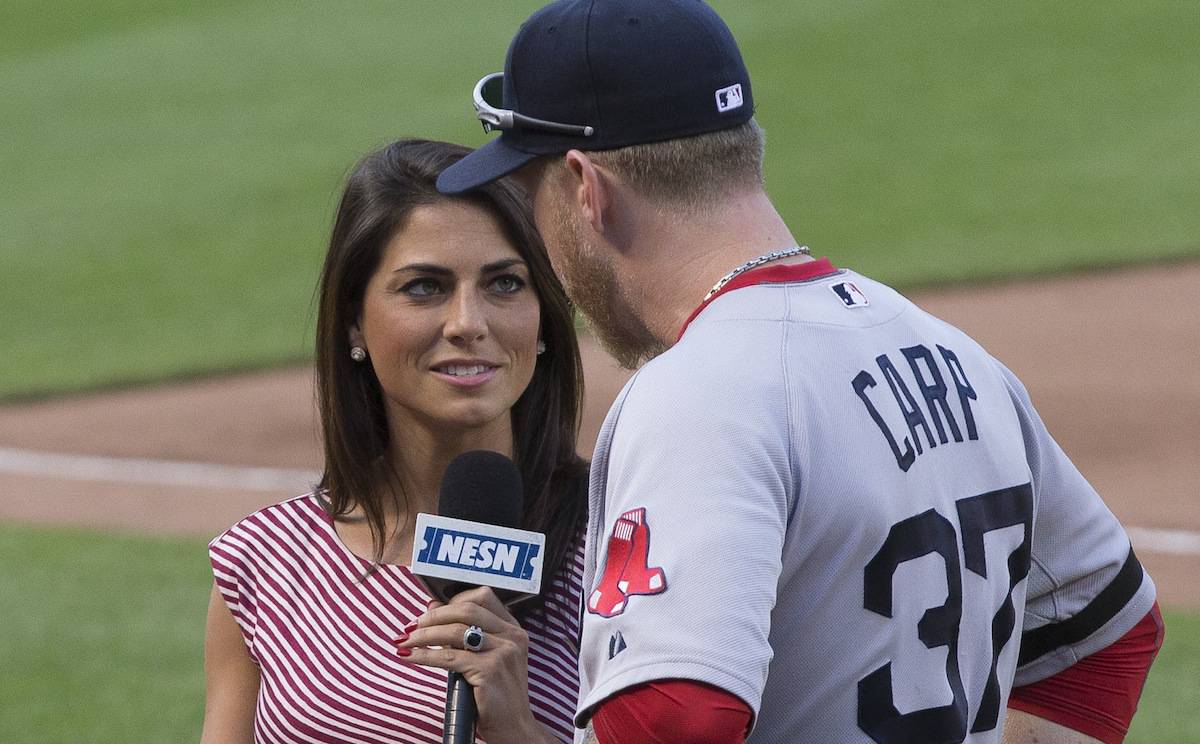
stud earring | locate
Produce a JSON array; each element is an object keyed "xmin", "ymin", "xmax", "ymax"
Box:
[
  {"xmin": 536, "ymin": 340, "xmax": 547, "ymax": 355},
  {"xmin": 350, "ymin": 346, "xmax": 367, "ymax": 362}
]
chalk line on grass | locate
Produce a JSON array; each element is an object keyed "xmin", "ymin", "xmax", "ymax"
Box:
[
  {"xmin": 0, "ymin": 446, "xmax": 317, "ymax": 493},
  {"xmin": 1127, "ymin": 526, "xmax": 1200, "ymax": 557},
  {"xmin": 1, "ymin": 447, "xmax": 1197, "ymax": 556}
]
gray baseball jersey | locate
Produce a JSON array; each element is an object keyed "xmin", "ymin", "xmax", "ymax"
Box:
[{"xmin": 573, "ymin": 259, "xmax": 1155, "ymax": 743}]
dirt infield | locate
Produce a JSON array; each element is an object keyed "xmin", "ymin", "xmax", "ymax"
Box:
[{"xmin": 1, "ymin": 262, "xmax": 1197, "ymax": 607}]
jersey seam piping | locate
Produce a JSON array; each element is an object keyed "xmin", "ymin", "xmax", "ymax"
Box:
[
  {"xmin": 694, "ymin": 312, "xmax": 907, "ymax": 332},
  {"xmin": 1029, "ymin": 552, "xmax": 1063, "ymax": 623},
  {"xmin": 586, "ymin": 369, "xmax": 643, "ymax": 620},
  {"xmin": 781, "ymin": 288, "xmax": 804, "ymax": 526}
]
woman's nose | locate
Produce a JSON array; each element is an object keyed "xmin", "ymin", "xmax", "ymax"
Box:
[{"xmin": 443, "ymin": 290, "xmax": 488, "ymax": 343}]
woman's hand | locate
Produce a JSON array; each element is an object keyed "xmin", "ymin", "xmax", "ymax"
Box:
[{"xmin": 394, "ymin": 587, "xmax": 558, "ymax": 744}]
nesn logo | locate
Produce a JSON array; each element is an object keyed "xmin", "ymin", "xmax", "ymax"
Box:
[
  {"xmin": 415, "ymin": 526, "xmax": 540, "ymax": 580},
  {"xmin": 715, "ymin": 83, "xmax": 744, "ymax": 113},
  {"xmin": 831, "ymin": 281, "xmax": 870, "ymax": 308}
]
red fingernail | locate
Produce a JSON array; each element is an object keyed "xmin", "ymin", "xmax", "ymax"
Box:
[
  {"xmin": 396, "ymin": 647, "xmax": 412, "ymax": 657},
  {"xmin": 393, "ymin": 633, "xmax": 409, "ymax": 644},
  {"xmin": 403, "ymin": 620, "xmax": 419, "ymax": 633}
]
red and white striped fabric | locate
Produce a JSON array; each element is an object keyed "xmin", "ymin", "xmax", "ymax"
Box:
[{"xmin": 209, "ymin": 493, "xmax": 583, "ymax": 743}]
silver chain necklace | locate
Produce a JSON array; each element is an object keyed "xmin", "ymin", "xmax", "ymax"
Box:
[{"xmin": 703, "ymin": 245, "xmax": 811, "ymax": 302}]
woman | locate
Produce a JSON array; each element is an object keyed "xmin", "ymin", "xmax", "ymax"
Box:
[{"xmin": 201, "ymin": 139, "xmax": 588, "ymax": 744}]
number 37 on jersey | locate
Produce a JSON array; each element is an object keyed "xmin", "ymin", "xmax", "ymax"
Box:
[{"xmin": 858, "ymin": 482, "xmax": 1033, "ymax": 743}]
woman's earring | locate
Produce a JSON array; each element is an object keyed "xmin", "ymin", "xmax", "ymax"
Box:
[
  {"xmin": 350, "ymin": 346, "xmax": 367, "ymax": 362},
  {"xmin": 536, "ymin": 340, "xmax": 547, "ymax": 356}
]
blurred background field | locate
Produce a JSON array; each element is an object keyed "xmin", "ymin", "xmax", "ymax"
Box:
[
  {"xmin": 1, "ymin": 1, "xmax": 1197, "ymax": 741},
  {"xmin": 2, "ymin": 0, "xmax": 1198, "ymax": 399}
]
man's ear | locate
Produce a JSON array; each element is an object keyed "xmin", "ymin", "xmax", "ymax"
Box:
[{"xmin": 564, "ymin": 149, "xmax": 611, "ymax": 234}]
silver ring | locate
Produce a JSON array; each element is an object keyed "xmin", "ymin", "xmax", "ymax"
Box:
[{"xmin": 463, "ymin": 625, "xmax": 485, "ymax": 652}]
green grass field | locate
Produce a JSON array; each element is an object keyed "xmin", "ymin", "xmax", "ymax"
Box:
[
  {"xmin": 0, "ymin": 523, "xmax": 1195, "ymax": 743},
  {"xmin": 2, "ymin": 1, "xmax": 1199, "ymax": 399}
]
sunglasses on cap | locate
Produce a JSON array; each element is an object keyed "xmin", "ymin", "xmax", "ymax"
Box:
[{"xmin": 472, "ymin": 72, "xmax": 595, "ymax": 138}]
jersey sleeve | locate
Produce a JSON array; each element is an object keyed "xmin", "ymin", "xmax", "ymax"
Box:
[
  {"xmin": 995, "ymin": 361, "xmax": 1157, "ymax": 685},
  {"xmin": 575, "ymin": 334, "xmax": 793, "ymax": 727},
  {"xmin": 591, "ymin": 680, "xmax": 752, "ymax": 744},
  {"xmin": 208, "ymin": 525, "xmax": 261, "ymax": 663},
  {"xmin": 1008, "ymin": 602, "xmax": 1164, "ymax": 744}
]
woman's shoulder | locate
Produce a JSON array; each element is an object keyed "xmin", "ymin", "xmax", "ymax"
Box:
[{"xmin": 209, "ymin": 492, "xmax": 326, "ymax": 550}]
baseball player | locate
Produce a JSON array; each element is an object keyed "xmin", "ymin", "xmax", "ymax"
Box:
[{"xmin": 437, "ymin": 2, "xmax": 1164, "ymax": 742}]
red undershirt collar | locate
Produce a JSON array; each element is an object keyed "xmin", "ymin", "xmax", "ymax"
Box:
[{"xmin": 678, "ymin": 257, "xmax": 839, "ymax": 340}]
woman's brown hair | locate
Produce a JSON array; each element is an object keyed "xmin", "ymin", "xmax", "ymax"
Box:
[{"xmin": 314, "ymin": 139, "xmax": 587, "ymax": 603}]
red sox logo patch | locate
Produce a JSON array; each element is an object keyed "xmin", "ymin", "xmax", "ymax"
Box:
[{"xmin": 587, "ymin": 507, "xmax": 667, "ymax": 617}]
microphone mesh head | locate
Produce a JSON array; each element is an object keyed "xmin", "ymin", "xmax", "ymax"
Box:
[{"xmin": 437, "ymin": 450, "xmax": 523, "ymax": 528}]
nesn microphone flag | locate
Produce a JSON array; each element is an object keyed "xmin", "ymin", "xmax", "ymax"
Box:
[{"xmin": 411, "ymin": 513, "xmax": 545, "ymax": 598}]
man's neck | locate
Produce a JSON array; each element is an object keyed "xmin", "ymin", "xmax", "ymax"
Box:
[{"xmin": 622, "ymin": 189, "xmax": 801, "ymax": 344}]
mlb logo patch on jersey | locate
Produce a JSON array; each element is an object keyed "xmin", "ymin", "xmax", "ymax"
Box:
[
  {"xmin": 588, "ymin": 507, "xmax": 667, "ymax": 617},
  {"xmin": 831, "ymin": 281, "xmax": 870, "ymax": 308}
]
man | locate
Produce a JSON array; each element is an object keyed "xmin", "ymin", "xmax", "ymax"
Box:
[{"xmin": 438, "ymin": 2, "xmax": 1163, "ymax": 742}]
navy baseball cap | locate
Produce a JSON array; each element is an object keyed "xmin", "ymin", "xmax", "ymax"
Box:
[{"xmin": 437, "ymin": 0, "xmax": 754, "ymax": 194}]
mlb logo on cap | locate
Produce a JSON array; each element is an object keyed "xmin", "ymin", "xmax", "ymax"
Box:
[
  {"xmin": 716, "ymin": 84, "xmax": 744, "ymax": 113},
  {"xmin": 832, "ymin": 281, "xmax": 870, "ymax": 308}
]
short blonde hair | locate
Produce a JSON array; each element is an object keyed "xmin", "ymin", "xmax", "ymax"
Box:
[{"xmin": 586, "ymin": 119, "xmax": 765, "ymax": 210}]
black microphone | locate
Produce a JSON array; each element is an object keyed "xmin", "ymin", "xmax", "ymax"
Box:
[
  {"xmin": 422, "ymin": 451, "xmax": 529, "ymax": 744},
  {"xmin": 426, "ymin": 450, "xmax": 525, "ymax": 602}
]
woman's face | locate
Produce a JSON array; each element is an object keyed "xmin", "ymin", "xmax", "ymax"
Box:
[{"xmin": 352, "ymin": 200, "xmax": 541, "ymax": 441}]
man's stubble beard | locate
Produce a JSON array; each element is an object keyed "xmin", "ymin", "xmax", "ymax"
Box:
[{"xmin": 548, "ymin": 203, "xmax": 667, "ymax": 370}]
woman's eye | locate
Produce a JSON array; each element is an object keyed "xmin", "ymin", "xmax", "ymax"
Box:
[
  {"xmin": 490, "ymin": 274, "xmax": 526, "ymax": 294},
  {"xmin": 400, "ymin": 279, "xmax": 441, "ymax": 297}
]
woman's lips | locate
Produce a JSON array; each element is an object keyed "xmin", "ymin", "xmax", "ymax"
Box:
[{"xmin": 430, "ymin": 363, "xmax": 499, "ymax": 387}]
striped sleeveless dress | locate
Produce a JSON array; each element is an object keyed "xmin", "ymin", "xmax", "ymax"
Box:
[{"xmin": 209, "ymin": 493, "xmax": 583, "ymax": 743}]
